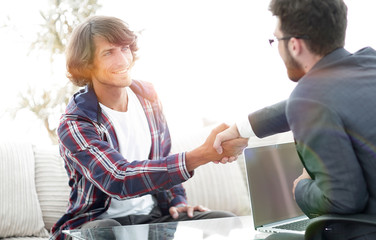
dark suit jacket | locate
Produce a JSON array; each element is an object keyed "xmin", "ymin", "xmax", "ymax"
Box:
[{"xmin": 249, "ymin": 47, "xmax": 376, "ymax": 237}]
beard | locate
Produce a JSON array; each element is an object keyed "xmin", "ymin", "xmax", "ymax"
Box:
[{"xmin": 284, "ymin": 47, "xmax": 305, "ymax": 82}]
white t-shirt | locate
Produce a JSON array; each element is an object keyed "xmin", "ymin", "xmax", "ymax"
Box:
[{"xmin": 98, "ymin": 88, "xmax": 156, "ymax": 219}]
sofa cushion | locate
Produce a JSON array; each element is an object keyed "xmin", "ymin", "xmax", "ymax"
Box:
[
  {"xmin": 0, "ymin": 142, "xmax": 48, "ymax": 238},
  {"xmin": 33, "ymin": 145, "xmax": 70, "ymax": 232}
]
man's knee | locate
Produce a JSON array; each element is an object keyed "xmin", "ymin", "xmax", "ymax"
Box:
[
  {"xmin": 79, "ymin": 219, "xmax": 121, "ymax": 240},
  {"xmin": 80, "ymin": 219, "xmax": 121, "ymax": 229},
  {"xmin": 191, "ymin": 210, "xmax": 236, "ymax": 220}
]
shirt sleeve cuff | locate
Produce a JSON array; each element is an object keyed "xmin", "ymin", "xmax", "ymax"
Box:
[
  {"xmin": 166, "ymin": 152, "xmax": 192, "ymax": 184},
  {"xmin": 236, "ymin": 116, "xmax": 255, "ymax": 138}
]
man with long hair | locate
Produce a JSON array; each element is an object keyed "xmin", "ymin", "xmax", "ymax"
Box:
[{"xmin": 51, "ymin": 16, "xmax": 247, "ymax": 239}]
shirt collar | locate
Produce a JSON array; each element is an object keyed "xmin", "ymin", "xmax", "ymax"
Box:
[
  {"xmin": 72, "ymin": 80, "xmax": 157, "ymax": 123},
  {"xmin": 310, "ymin": 47, "xmax": 351, "ymax": 73}
]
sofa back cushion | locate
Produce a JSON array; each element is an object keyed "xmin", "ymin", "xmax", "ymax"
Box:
[
  {"xmin": 0, "ymin": 142, "xmax": 49, "ymax": 238},
  {"xmin": 34, "ymin": 145, "xmax": 71, "ymax": 232}
]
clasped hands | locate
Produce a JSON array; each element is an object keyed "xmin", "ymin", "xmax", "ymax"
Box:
[
  {"xmin": 211, "ymin": 123, "xmax": 248, "ymax": 164},
  {"xmin": 207, "ymin": 123, "xmax": 248, "ymax": 164}
]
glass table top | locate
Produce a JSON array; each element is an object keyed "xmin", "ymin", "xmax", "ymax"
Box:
[{"xmin": 63, "ymin": 215, "xmax": 271, "ymax": 240}]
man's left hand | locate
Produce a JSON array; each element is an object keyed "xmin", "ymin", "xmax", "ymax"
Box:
[
  {"xmin": 293, "ymin": 168, "xmax": 311, "ymax": 199},
  {"xmin": 169, "ymin": 205, "xmax": 209, "ymax": 219}
]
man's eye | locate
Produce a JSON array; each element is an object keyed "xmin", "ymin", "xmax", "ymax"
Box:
[
  {"xmin": 104, "ymin": 51, "xmax": 112, "ymax": 56},
  {"xmin": 122, "ymin": 46, "xmax": 130, "ymax": 51}
]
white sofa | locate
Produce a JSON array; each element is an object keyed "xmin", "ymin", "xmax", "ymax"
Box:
[{"xmin": 0, "ymin": 127, "xmax": 293, "ymax": 239}]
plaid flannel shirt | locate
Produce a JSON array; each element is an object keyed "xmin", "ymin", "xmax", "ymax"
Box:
[{"xmin": 51, "ymin": 80, "xmax": 191, "ymax": 239}]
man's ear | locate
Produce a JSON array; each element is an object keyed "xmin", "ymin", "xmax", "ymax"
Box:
[{"xmin": 288, "ymin": 37, "xmax": 303, "ymax": 58}]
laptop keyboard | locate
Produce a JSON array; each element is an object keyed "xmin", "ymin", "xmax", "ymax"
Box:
[{"xmin": 274, "ymin": 219, "xmax": 311, "ymax": 231}]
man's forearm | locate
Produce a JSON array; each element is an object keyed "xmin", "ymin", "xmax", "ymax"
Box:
[
  {"xmin": 249, "ymin": 100, "xmax": 290, "ymax": 138},
  {"xmin": 185, "ymin": 146, "xmax": 211, "ymax": 172}
]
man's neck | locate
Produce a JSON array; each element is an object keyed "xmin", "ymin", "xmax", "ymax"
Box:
[
  {"xmin": 300, "ymin": 52, "xmax": 323, "ymax": 74},
  {"xmin": 94, "ymin": 85, "xmax": 129, "ymax": 112}
]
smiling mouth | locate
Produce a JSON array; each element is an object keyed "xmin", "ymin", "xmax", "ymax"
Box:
[{"xmin": 113, "ymin": 68, "xmax": 128, "ymax": 74}]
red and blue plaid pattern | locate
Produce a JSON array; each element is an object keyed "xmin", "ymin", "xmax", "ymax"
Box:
[{"xmin": 51, "ymin": 80, "xmax": 191, "ymax": 239}]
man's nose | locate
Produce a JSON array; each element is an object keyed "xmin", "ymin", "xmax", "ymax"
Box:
[{"xmin": 117, "ymin": 50, "xmax": 131, "ymax": 65}]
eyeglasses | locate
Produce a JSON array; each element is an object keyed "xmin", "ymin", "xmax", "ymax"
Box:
[{"xmin": 269, "ymin": 35, "xmax": 309, "ymax": 46}]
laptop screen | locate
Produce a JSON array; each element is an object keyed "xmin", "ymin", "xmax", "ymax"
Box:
[{"xmin": 244, "ymin": 142, "xmax": 305, "ymax": 228}]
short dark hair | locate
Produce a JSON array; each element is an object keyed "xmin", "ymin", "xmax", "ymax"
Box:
[
  {"xmin": 269, "ymin": 0, "xmax": 347, "ymax": 56},
  {"xmin": 65, "ymin": 16, "xmax": 138, "ymax": 86}
]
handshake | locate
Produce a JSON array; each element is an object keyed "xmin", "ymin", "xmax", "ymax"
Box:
[{"xmin": 185, "ymin": 123, "xmax": 249, "ymax": 172}]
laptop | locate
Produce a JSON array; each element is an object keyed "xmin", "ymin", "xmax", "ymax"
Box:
[{"xmin": 243, "ymin": 142, "xmax": 310, "ymax": 234}]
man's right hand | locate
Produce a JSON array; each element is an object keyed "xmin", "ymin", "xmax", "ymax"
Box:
[
  {"xmin": 213, "ymin": 124, "xmax": 249, "ymax": 164},
  {"xmin": 213, "ymin": 124, "xmax": 242, "ymax": 154},
  {"xmin": 185, "ymin": 123, "xmax": 248, "ymax": 171}
]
